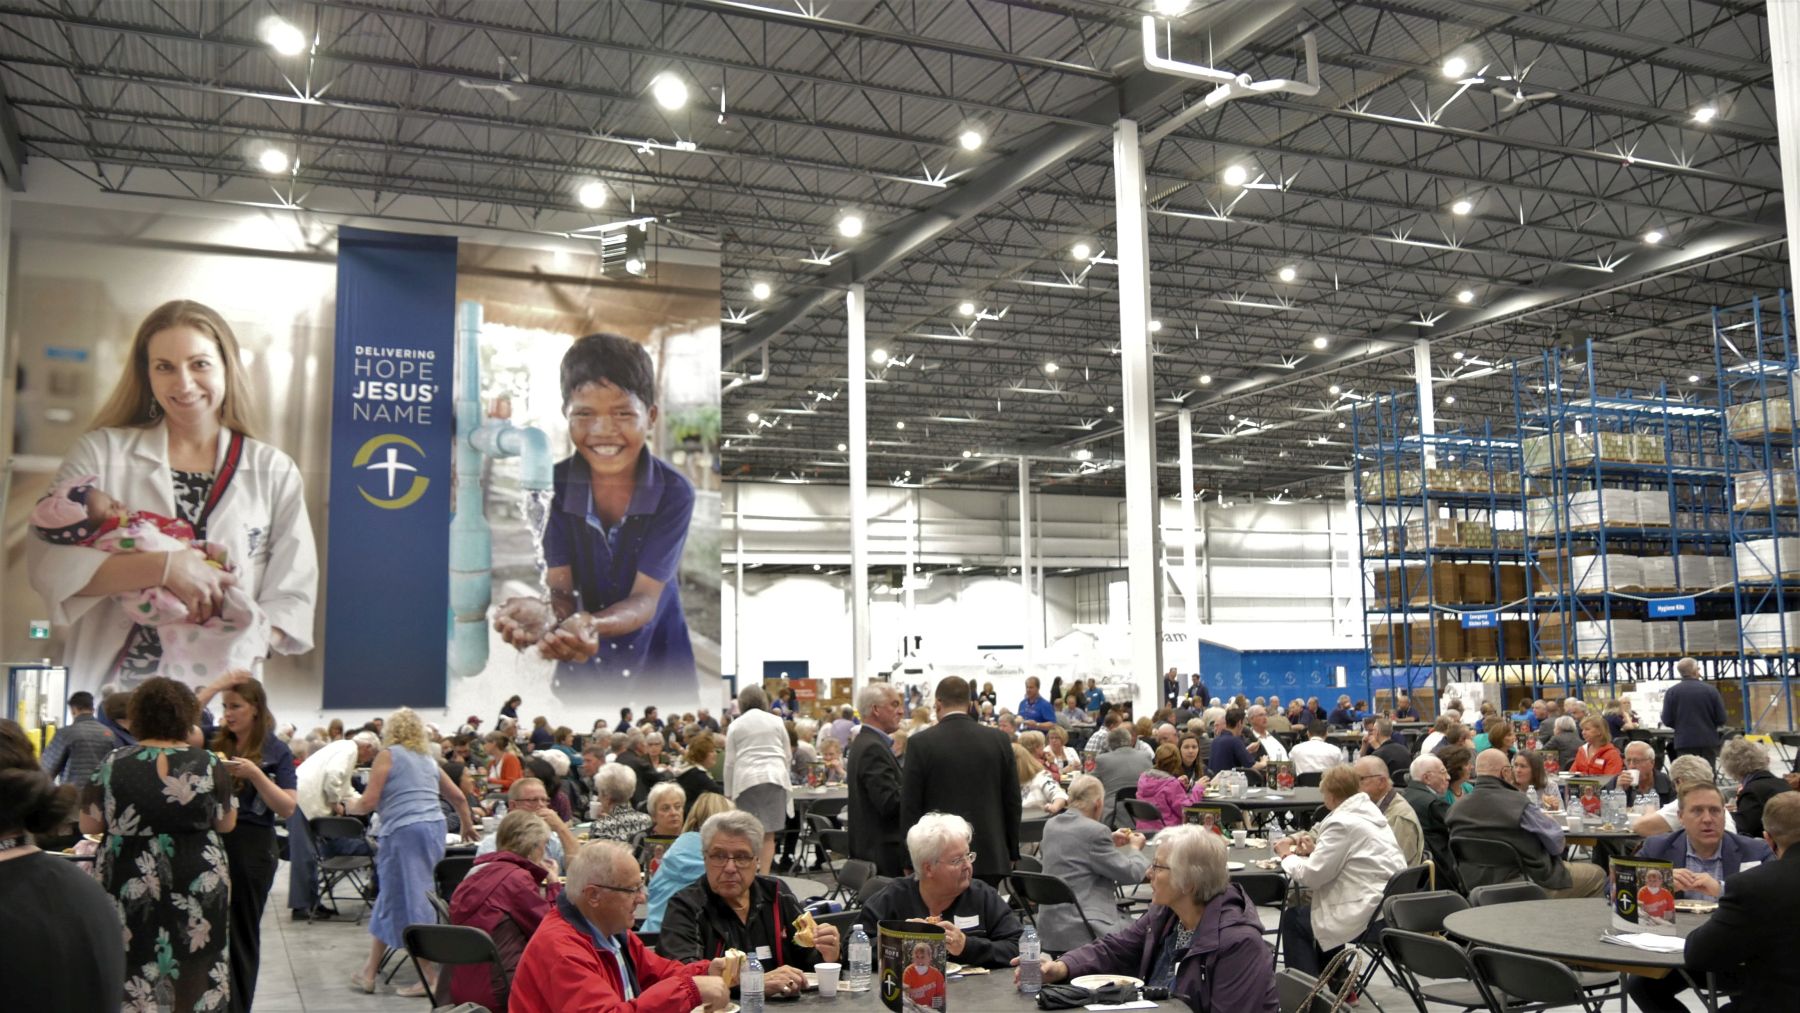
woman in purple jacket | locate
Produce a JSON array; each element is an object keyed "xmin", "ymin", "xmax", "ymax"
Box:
[
  {"xmin": 1019, "ymin": 824, "xmax": 1277, "ymax": 1012},
  {"xmin": 1136, "ymin": 744, "xmax": 1208, "ymax": 830}
]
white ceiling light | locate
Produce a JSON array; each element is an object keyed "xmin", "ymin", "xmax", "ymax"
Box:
[
  {"xmin": 1154, "ymin": 0, "xmax": 1191, "ymax": 15},
  {"xmin": 1452, "ymin": 351, "xmax": 1465, "ymax": 360},
  {"xmin": 958, "ymin": 129, "xmax": 984, "ymax": 151},
  {"xmin": 958, "ymin": 301, "xmax": 976, "ymax": 316},
  {"xmin": 1443, "ymin": 395, "xmax": 1456, "ymax": 405},
  {"xmin": 1071, "ymin": 241, "xmax": 1092, "ymax": 261},
  {"xmin": 260, "ymin": 17, "xmax": 308, "ymax": 56},
  {"xmin": 1687, "ymin": 374, "xmax": 1702, "ymax": 384},
  {"xmin": 1644, "ymin": 229, "xmax": 1665, "ymax": 244},
  {"xmin": 837, "ymin": 211, "xmax": 865, "ymax": 238},
  {"xmin": 895, "ymin": 420, "xmax": 906, "ymax": 430},
  {"xmin": 1451, "ymin": 199, "xmax": 1473, "ymax": 216},
  {"xmin": 1312, "ymin": 336, "xmax": 1330, "ymax": 350},
  {"xmin": 1337, "ymin": 421, "xmax": 1346, "ymax": 429},
  {"xmin": 650, "ymin": 72, "xmax": 689, "ymax": 110},
  {"xmin": 576, "ymin": 180, "xmax": 607, "ymax": 208},
  {"xmin": 257, "ymin": 147, "xmax": 291, "ymax": 174},
  {"xmin": 1693, "ymin": 105, "xmax": 1718, "ymax": 124},
  {"xmin": 751, "ymin": 281, "xmax": 772, "ymax": 301},
  {"xmin": 1278, "ymin": 265, "xmax": 1298, "ymax": 282},
  {"xmin": 1442, "ymin": 56, "xmax": 1469, "ymax": 79},
  {"xmin": 837, "ymin": 443, "xmax": 848, "ymax": 452},
  {"xmin": 1199, "ymin": 373, "xmax": 1213, "ymax": 385},
  {"xmin": 1222, "ymin": 164, "xmax": 1249, "ymax": 187},
  {"xmin": 1074, "ymin": 448, "xmax": 1094, "ymax": 461},
  {"xmin": 1106, "ymin": 405, "xmax": 1116, "ymax": 413},
  {"xmin": 625, "ymin": 257, "xmax": 646, "ymax": 276},
  {"xmin": 1148, "ymin": 319, "xmax": 1163, "ymax": 332},
  {"xmin": 1043, "ymin": 362, "xmax": 1059, "ymax": 374},
  {"xmin": 1457, "ymin": 289, "xmax": 1475, "ymax": 304},
  {"xmin": 962, "ymin": 449, "xmax": 973, "ymax": 458},
  {"xmin": 871, "ymin": 348, "xmax": 889, "ymax": 364},
  {"xmin": 746, "ymin": 411, "xmax": 760, "ymax": 423},
  {"xmin": 1328, "ymin": 384, "xmax": 1341, "ymax": 395}
]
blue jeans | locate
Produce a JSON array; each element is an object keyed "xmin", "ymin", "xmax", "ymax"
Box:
[{"xmin": 286, "ymin": 810, "xmax": 374, "ymax": 911}]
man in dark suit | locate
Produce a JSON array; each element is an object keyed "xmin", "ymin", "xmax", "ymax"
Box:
[
  {"xmin": 1359, "ymin": 719, "xmax": 1411, "ymax": 779},
  {"xmin": 1681, "ymin": 793, "xmax": 1800, "ymax": 1012},
  {"xmin": 1660, "ymin": 656, "xmax": 1726, "ymax": 766},
  {"xmin": 901, "ymin": 676, "xmax": 1020, "ymax": 881},
  {"xmin": 848, "ymin": 681, "xmax": 907, "ymax": 876}
]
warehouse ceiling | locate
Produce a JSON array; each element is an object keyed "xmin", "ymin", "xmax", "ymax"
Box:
[{"xmin": 0, "ymin": 0, "xmax": 1786, "ymax": 498}]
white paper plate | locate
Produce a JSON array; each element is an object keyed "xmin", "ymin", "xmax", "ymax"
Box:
[
  {"xmin": 945, "ymin": 962, "xmax": 964, "ymax": 975},
  {"xmin": 691, "ymin": 1005, "xmax": 738, "ymax": 1013},
  {"xmin": 1070, "ymin": 974, "xmax": 1143, "ymax": 990},
  {"xmin": 1226, "ymin": 861, "xmax": 1246, "ymax": 872}
]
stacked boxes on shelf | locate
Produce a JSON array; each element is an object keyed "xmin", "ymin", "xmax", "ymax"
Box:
[
  {"xmin": 1725, "ymin": 396, "xmax": 1795, "ymax": 442},
  {"xmin": 1732, "ymin": 470, "xmax": 1799, "ymax": 512},
  {"xmin": 1358, "ymin": 467, "xmax": 1523, "ymax": 501},
  {"xmin": 1733, "ymin": 537, "xmax": 1800, "ymax": 583},
  {"xmin": 1740, "ymin": 611, "xmax": 1800, "ymax": 654}
]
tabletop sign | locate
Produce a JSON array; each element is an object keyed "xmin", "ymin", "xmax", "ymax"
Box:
[
  {"xmin": 1647, "ymin": 597, "xmax": 1696, "ymax": 619},
  {"xmin": 27, "ymin": 620, "xmax": 49, "ymax": 639},
  {"xmin": 1460, "ymin": 611, "xmax": 1499, "ymax": 630}
]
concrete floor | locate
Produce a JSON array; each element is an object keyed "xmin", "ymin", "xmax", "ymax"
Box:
[{"xmin": 248, "ymin": 863, "xmax": 1716, "ymax": 1012}]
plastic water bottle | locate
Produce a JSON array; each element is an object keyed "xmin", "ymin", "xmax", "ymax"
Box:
[
  {"xmin": 846, "ymin": 925, "xmax": 872, "ymax": 992},
  {"xmin": 494, "ymin": 799, "xmax": 507, "ymax": 818},
  {"xmin": 1018, "ymin": 925, "xmax": 1041, "ymax": 995},
  {"xmin": 741, "ymin": 955, "xmax": 764, "ymax": 1013},
  {"xmin": 1526, "ymin": 786, "xmax": 1541, "ymax": 808}
]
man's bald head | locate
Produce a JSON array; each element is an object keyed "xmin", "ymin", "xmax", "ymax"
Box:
[
  {"xmin": 1353, "ymin": 756, "xmax": 1391, "ymax": 791},
  {"xmin": 1475, "ymin": 748, "xmax": 1510, "ymax": 778}
]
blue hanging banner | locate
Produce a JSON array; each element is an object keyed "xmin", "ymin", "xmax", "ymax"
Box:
[
  {"xmin": 1460, "ymin": 611, "xmax": 1499, "ymax": 630},
  {"xmin": 323, "ymin": 228, "xmax": 457, "ymax": 708},
  {"xmin": 1647, "ymin": 597, "xmax": 1697, "ymax": 619}
]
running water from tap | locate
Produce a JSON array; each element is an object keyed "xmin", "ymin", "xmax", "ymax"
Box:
[{"xmin": 521, "ymin": 488, "xmax": 556, "ymax": 596}]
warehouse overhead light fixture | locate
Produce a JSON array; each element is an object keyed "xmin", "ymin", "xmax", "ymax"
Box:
[
  {"xmin": 1222, "ymin": 164, "xmax": 1250, "ymax": 187},
  {"xmin": 895, "ymin": 420, "xmax": 906, "ymax": 430},
  {"xmin": 1644, "ymin": 229, "xmax": 1665, "ymax": 244},
  {"xmin": 746, "ymin": 411, "xmax": 760, "ymax": 423},
  {"xmin": 1441, "ymin": 56, "xmax": 1470, "ymax": 79},
  {"xmin": 260, "ymin": 17, "xmax": 308, "ymax": 56},
  {"xmin": 1154, "ymin": 0, "xmax": 1191, "ymax": 15},
  {"xmin": 257, "ymin": 147, "xmax": 291, "ymax": 174},
  {"xmin": 962, "ymin": 449, "xmax": 973, "ymax": 458},
  {"xmin": 1149, "ymin": 319, "xmax": 1163, "ymax": 332},
  {"xmin": 1337, "ymin": 421, "xmax": 1346, "ymax": 429},
  {"xmin": 751, "ymin": 281, "xmax": 771, "ymax": 301},
  {"xmin": 958, "ymin": 301, "xmax": 976, "ymax": 316},
  {"xmin": 650, "ymin": 72, "xmax": 689, "ymax": 110},
  {"xmin": 1312, "ymin": 336, "xmax": 1330, "ymax": 350},
  {"xmin": 958, "ymin": 128, "xmax": 984, "ymax": 151},
  {"xmin": 1199, "ymin": 373, "xmax": 1213, "ymax": 385},
  {"xmin": 1329, "ymin": 384, "xmax": 1341, "ymax": 395},
  {"xmin": 871, "ymin": 348, "xmax": 889, "ymax": 364},
  {"xmin": 837, "ymin": 442, "xmax": 848, "ymax": 452},
  {"xmin": 1457, "ymin": 289, "xmax": 1475, "ymax": 304},
  {"xmin": 1443, "ymin": 395, "xmax": 1456, "ymax": 404},
  {"xmin": 837, "ymin": 211, "xmax": 865, "ymax": 238},
  {"xmin": 1106, "ymin": 405, "xmax": 1116, "ymax": 413},
  {"xmin": 1687, "ymin": 374, "xmax": 1702, "ymax": 384},
  {"xmin": 576, "ymin": 180, "xmax": 607, "ymax": 208},
  {"xmin": 1693, "ymin": 105, "xmax": 1718, "ymax": 124},
  {"xmin": 1074, "ymin": 448, "xmax": 1094, "ymax": 461},
  {"xmin": 1071, "ymin": 241, "xmax": 1092, "ymax": 260},
  {"xmin": 1451, "ymin": 198, "xmax": 1473, "ymax": 216},
  {"xmin": 1044, "ymin": 362, "xmax": 1059, "ymax": 374},
  {"xmin": 1278, "ymin": 265, "xmax": 1298, "ymax": 282}
]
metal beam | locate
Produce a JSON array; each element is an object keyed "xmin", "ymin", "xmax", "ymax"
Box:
[
  {"xmin": 0, "ymin": 74, "xmax": 23, "ymax": 189},
  {"xmin": 722, "ymin": 1, "xmax": 1299, "ymax": 365}
]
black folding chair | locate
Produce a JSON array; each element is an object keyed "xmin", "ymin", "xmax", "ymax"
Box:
[
  {"xmin": 1469, "ymin": 947, "xmax": 1619, "ymax": 1012},
  {"xmin": 802, "ymin": 813, "xmax": 842, "ymax": 883},
  {"xmin": 1234, "ymin": 873, "xmax": 1287, "ymax": 966},
  {"xmin": 1118, "ymin": 799, "xmax": 1163, "ymax": 830},
  {"xmin": 859, "ymin": 875, "xmax": 892, "ymax": 905},
  {"xmin": 1448, "ymin": 836, "xmax": 1530, "ymax": 889},
  {"xmin": 401, "ymin": 923, "xmax": 504, "ymax": 1008},
  {"xmin": 1380, "ymin": 928, "xmax": 1499, "ymax": 1012},
  {"xmin": 1007, "ymin": 872, "xmax": 1103, "ymax": 952},
  {"xmin": 435, "ymin": 854, "xmax": 476, "ymax": 901},
  {"xmin": 1467, "ymin": 881, "xmax": 1547, "ymax": 907},
  {"xmin": 1014, "ymin": 854, "xmax": 1043, "ymax": 873},
  {"xmin": 1295, "ymin": 771, "xmax": 1324, "ymax": 788},
  {"xmin": 1107, "ymin": 787, "xmax": 1138, "ymax": 829},
  {"xmin": 835, "ymin": 858, "xmax": 875, "ymax": 900},
  {"xmin": 1382, "ymin": 891, "xmax": 1469, "ymax": 935},
  {"xmin": 1352, "ymin": 864, "xmax": 1434, "ymax": 998},
  {"xmin": 311, "ymin": 816, "xmax": 376, "ymax": 923},
  {"xmin": 1275, "ymin": 968, "xmax": 1335, "ymax": 1013},
  {"xmin": 818, "ymin": 908, "xmax": 864, "ymax": 940}
]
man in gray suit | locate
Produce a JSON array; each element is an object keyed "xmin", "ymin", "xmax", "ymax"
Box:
[
  {"xmin": 1038, "ymin": 775, "xmax": 1152, "ymax": 952},
  {"xmin": 1094, "ymin": 724, "xmax": 1152, "ymax": 818}
]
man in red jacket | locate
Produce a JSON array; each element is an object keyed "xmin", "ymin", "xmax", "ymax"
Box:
[{"xmin": 511, "ymin": 840, "xmax": 733, "ymax": 1013}]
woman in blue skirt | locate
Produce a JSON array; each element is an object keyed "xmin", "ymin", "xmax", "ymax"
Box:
[{"xmin": 349, "ymin": 708, "xmax": 481, "ymax": 996}]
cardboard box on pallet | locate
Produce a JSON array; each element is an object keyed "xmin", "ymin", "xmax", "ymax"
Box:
[
  {"xmin": 1464, "ymin": 625, "xmax": 1500, "ymax": 660},
  {"xmin": 1726, "ymin": 397, "xmax": 1795, "ymax": 441},
  {"xmin": 1409, "ymin": 562, "xmax": 1460, "ymax": 604},
  {"xmin": 1502, "ymin": 620, "xmax": 1531, "ymax": 661},
  {"xmin": 1735, "ymin": 537, "xmax": 1800, "ymax": 583},
  {"xmin": 1368, "ymin": 621, "xmax": 1407, "ymax": 664},
  {"xmin": 1732, "ymin": 470, "xmax": 1799, "ymax": 512},
  {"xmin": 1407, "ymin": 616, "xmax": 1464, "ymax": 662}
]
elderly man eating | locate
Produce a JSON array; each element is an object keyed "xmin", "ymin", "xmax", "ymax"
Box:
[
  {"xmin": 861, "ymin": 812, "xmax": 1024, "ymax": 967},
  {"xmin": 476, "ymin": 777, "xmax": 580, "ymax": 872},
  {"xmin": 1607, "ymin": 740, "xmax": 1674, "ymax": 808},
  {"xmin": 1021, "ymin": 825, "xmax": 1276, "ymax": 1011},
  {"xmin": 510, "ymin": 841, "xmax": 732, "ymax": 1013},
  {"xmin": 1039, "ymin": 775, "xmax": 1152, "ymax": 952},
  {"xmin": 1353, "ymin": 756, "xmax": 1422, "ymax": 866},
  {"xmin": 658, "ymin": 811, "xmax": 840, "ymax": 998},
  {"xmin": 1448, "ymin": 749, "xmax": 1605, "ymax": 898}
]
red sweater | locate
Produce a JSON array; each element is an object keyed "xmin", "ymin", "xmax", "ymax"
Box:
[
  {"xmin": 449, "ymin": 850, "xmax": 562, "ymax": 1010},
  {"xmin": 1571, "ymin": 742, "xmax": 1623, "ymax": 777},
  {"xmin": 511, "ymin": 894, "xmax": 708, "ymax": 1013}
]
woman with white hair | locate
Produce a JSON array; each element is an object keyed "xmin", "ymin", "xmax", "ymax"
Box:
[
  {"xmin": 859, "ymin": 812, "xmax": 1024, "ymax": 968},
  {"xmin": 1024, "ymin": 825, "xmax": 1277, "ymax": 1010},
  {"xmin": 658, "ymin": 811, "xmax": 841, "ymax": 998},
  {"xmin": 723, "ymin": 684, "xmax": 791, "ymax": 874},
  {"xmin": 1631, "ymin": 754, "xmax": 1741, "ymax": 836},
  {"xmin": 1541, "ymin": 714, "xmax": 1582, "ymax": 771},
  {"xmin": 1721, "ymin": 738, "xmax": 1792, "ymax": 838},
  {"xmin": 589, "ymin": 763, "xmax": 652, "ymax": 842},
  {"xmin": 349, "ymin": 708, "xmax": 481, "ymax": 996},
  {"xmin": 1273, "ymin": 763, "xmax": 1405, "ymax": 980}
]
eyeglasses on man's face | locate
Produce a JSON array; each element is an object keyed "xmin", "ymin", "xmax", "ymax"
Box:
[
  {"xmin": 514, "ymin": 795, "xmax": 549, "ymax": 808},
  {"xmin": 589, "ymin": 877, "xmax": 646, "ymax": 895},
  {"xmin": 705, "ymin": 851, "xmax": 758, "ymax": 868}
]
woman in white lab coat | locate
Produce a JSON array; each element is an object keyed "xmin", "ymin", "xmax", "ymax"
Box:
[{"xmin": 27, "ymin": 300, "xmax": 318, "ymax": 693}]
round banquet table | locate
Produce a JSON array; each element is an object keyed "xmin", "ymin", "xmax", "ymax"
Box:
[
  {"xmin": 1229, "ymin": 786, "xmax": 1324, "ymax": 812},
  {"xmin": 1443, "ymin": 898, "xmax": 1720, "ymax": 1010},
  {"xmin": 786, "ymin": 962, "xmax": 1191, "ymax": 1009},
  {"xmin": 790, "ymin": 785, "xmax": 849, "ymax": 809}
]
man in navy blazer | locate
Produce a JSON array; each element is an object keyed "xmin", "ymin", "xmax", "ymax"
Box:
[
  {"xmin": 1626, "ymin": 782, "xmax": 1773, "ymax": 1013},
  {"xmin": 1684, "ymin": 793, "xmax": 1800, "ymax": 1013}
]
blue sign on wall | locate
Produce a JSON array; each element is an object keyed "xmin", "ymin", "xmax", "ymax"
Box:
[
  {"xmin": 323, "ymin": 228, "xmax": 457, "ymax": 709},
  {"xmin": 1460, "ymin": 611, "xmax": 1499, "ymax": 629},
  {"xmin": 1199, "ymin": 642, "xmax": 1370, "ymax": 708},
  {"xmin": 1647, "ymin": 597, "xmax": 1697, "ymax": 618}
]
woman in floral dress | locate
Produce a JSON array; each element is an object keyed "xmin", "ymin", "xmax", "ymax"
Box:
[{"xmin": 82, "ymin": 677, "xmax": 237, "ymax": 1012}]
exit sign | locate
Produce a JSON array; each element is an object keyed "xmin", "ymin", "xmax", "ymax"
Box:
[{"xmin": 28, "ymin": 620, "xmax": 49, "ymax": 639}]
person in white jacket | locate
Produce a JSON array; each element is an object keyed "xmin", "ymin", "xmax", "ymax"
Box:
[
  {"xmin": 287, "ymin": 731, "xmax": 380, "ymax": 919},
  {"xmin": 723, "ymin": 683, "xmax": 792, "ymax": 874},
  {"xmin": 26, "ymin": 300, "xmax": 318, "ymax": 694},
  {"xmin": 1274, "ymin": 763, "xmax": 1406, "ymax": 979}
]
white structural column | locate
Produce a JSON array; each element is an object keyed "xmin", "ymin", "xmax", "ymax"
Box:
[
  {"xmin": 1114, "ymin": 118, "xmax": 1164, "ymax": 708},
  {"xmin": 847, "ymin": 285, "xmax": 871, "ymax": 692},
  {"xmin": 1771, "ymin": 1, "xmax": 1800, "ymax": 292},
  {"xmin": 1178, "ymin": 408, "xmax": 1199, "ymax": 635},
  {"xmin": 1413, "ymin": 339, "xmax": 1437, "ymax": 467},
  {"xmin": 1019, "ymin": 457, "xmax": 1034, "ymax": 666}
]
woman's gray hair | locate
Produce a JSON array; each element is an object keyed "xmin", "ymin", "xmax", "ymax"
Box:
[
  {"xmin": 1669, "ymin": 753, "xmax": 1714, "ymax": 786},
  {"xmin": 1720, "ymin": 738, "xmax": 1771, "ymax": 779},
  {"xmin": 1067, "ymin": 774, "xmax": 1104, "ymax": 812},
  {"xmin": 647, "ymin": 781, "xmax": 685, "ymax": 813},
  {"xmin": 906, "ymin": 812, "xmax": 973, "ymax": 870},
  {"xmin": 596, "ymin": 763, "xmax": 637, "ymax": 804},
  {"xmin": 1154, "ymin": 824, "xmax": 1229, "ymax": 905},
  {"xmin": 738, "ymin": 684, "xmax": 769, "ymax": 712},
  {"xmin": 496, "ymin": 809, "xmax": 550, "ymax": 857},
  {"xmin": 1553, "ymin": 715, "xmax": 1577, "ymax": 735},
  {"xmin": 700, "ymin": 809, "xmax": 766, "ymax": 851}
]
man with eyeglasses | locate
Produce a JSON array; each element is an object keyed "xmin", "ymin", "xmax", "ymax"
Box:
[
  {"xmin": 859, "ymin": 812, "xmax": 1024, "ymax": 968},
  {"xmin": 476, "ymin": 777, "xmax": 579, "ymax": 873},
  {"xmin": 1352, "ymin": 756, "xmax": 1422, "ymax": 866},
  {"xmin": 511, "ymin": 840, "xmax": 733, "ymax": 1013},
  {"xmin": 658, "ymin": 811, "xmax": 841, "ymax": 998}
]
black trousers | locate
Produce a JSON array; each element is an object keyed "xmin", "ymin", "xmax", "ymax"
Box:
[
  {"xmin": 1670, "ymin": 745, "xmax": 1718, "ymax": 770},
  {"xmin": 224, "ymin": 822, "xmax": 279, "ymax": 1013}
]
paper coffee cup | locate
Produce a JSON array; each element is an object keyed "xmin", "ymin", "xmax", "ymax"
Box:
[
  {"xmin": 816, "ymin": 962, "xmax": 841, "ymax": 997},
  {"xmin": 1232, "ymin": 829, "xmax": 1249, "ymax": 847}
]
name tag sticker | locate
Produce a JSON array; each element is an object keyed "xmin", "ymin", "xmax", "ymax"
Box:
[
  {"xmin": 1739, "ymin": 861, "xmax": 1760, "ymax": 873},
  {"xmin": 954, "ymin": 915, "xmax": 980, "ymax": 930},
  {"xmin": 755, "ymin": 945, "xmax": 773, "ymax": 960}
]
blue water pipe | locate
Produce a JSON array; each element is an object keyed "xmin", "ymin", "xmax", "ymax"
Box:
[{"xmin": 449, "ymin": 300, "xmax": 555, "ymax": 679}]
